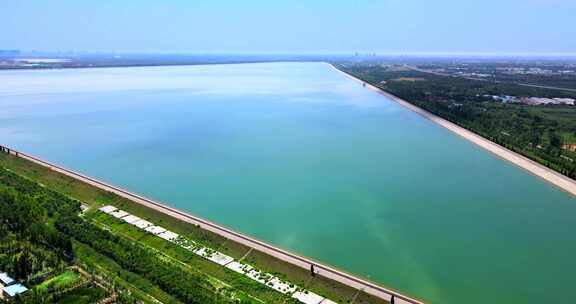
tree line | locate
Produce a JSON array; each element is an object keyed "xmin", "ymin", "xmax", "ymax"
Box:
[{"xmin": 0, "ymin": 166, "xmax": 233, "ymax": 303}]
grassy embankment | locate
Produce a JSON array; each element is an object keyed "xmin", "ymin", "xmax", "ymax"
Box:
[
  {"xmin": 35, "ymin": 271, "xmax": 80, "ymax": 291},
  {"xmin": 0, "ymin": 152, "xmax": 388, "ymax": 304}
]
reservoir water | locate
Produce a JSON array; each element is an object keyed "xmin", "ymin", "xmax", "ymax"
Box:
[{"xmin": 0, "ymin": 62, "xmax": 574, "ymax": 304}]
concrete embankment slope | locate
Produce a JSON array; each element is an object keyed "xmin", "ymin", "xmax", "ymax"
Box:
[
  {"xmin": 0, "ymin": 145, "xmax": 424, "ymax": 304},
  {"xmin": 329, "ymin": 63, "xmax": 576, "ymax": 197}
]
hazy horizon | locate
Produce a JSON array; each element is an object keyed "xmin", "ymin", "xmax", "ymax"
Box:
[
  {"xmin": 7, "ymin": 50, "xmax": 576, "ymax": 58},
  {"xmin": 3, "ymin": 0, "xmax": 575, "ymax": 55}
]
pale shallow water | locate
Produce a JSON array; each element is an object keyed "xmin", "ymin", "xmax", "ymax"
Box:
[{"xmin": 1, "ymin": 62, "xmax": 575, "ymax": 304}]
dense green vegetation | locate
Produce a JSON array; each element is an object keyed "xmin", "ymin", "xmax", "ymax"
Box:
[
  {"xmin": 0, "ymin": 167, "xmax": 115, "ymax": 303},
  {"xmin": 338, "ymin": 64, "xmax": 576, "ymax": 180},
  {"xmin": 0, "ymin": 161, "xmax": 233, "ymax": 303},
  {"xmin": 87, "ymin": 211, "xmax": 297, "ymax": 304},
  {"xmin": 415, "ymin": 61, "xmax": 576, "ymax": 90},
  {"xmin": 57, "ymin": 217, "xmax": 232, "ymax": 304},
  {"xmin": 72, "ymin": 241, "xmax": 182, "ymax": 304},
  {"xmin": 0, "ymin": 172, "xmax": 74, "ymax": 282},
  {"xmin": 47, "ymin": 286, "xmax": 107, "ymax": 304},
  {"xmin": 35, "ymin": 271, "xmax": 80, "ymax": 293},
  {"xmin": 0, "ymin": 152, "xmax": 391, "ymax": 304},
  {"xmin": 0, "ymin": 151, "xmax": 390, "ymax": 304}
]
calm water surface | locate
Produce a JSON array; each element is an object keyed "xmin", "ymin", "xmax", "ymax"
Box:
[{"xmin": 1, "ymin": 62, "xmax": 574, "ymax": 304}]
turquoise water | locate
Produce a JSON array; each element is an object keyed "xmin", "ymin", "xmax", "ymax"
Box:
[{"xmin": 0, "ymin": 62, "xmax": 574, "ymax": 304}]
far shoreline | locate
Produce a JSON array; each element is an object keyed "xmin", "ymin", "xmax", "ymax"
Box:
[
  {"xmin": 0, "ymin": 60, "xmax": 314, "ymax": 73},
  {"xmin": 328, "ymin": 63, "xmax": 576, "ymax": 197}
]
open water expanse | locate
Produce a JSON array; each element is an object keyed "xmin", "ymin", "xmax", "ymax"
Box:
[{"xmin": 1, "ymin": 62, "xmax": 575, "ymax": 304}]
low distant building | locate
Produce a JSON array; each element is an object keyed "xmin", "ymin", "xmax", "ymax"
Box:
[
  {"xmin": 1, "ymin": 271, "xmax": 28, "ymax": 301},
  {"xmin": 0, "ymin": 272, "xmax": 15, "ymax": 287},
  {"xmin": 491, "ymin": 95, "xmax": 518, "ymax": 103},
  {"xmin": 520, "ymin": 97, "xmax": 574, "ymax": 105},
  {"xmin": 553, "ymin": 98, "xmax": 575, "ymax": 105},
  {"xmin": 562, "ymin": 144, "xmax": 576, "ymax": 152},
  {"xmin": 522, "ymin": 97, "xmax": 553, "ymax": 105},
  {"xmin": 2, "ymin": 284, "xmax": 28, "ymax": 300}
]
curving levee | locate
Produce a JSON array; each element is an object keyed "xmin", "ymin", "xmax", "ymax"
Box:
[
  {"xmin": 0, "ymin": 144, "xmax": 425, "ymax": 304},
  {"xmin": 329, "ymin": 63, "xmax": 576, "ymax": 197}
]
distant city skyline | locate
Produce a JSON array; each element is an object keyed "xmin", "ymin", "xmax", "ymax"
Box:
[{"xmin": 2, "ymin": 0, "xmax": 576, "ymax": 55}]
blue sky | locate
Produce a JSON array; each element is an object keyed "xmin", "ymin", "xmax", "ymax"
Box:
[{"xmin": 2, "ymin": 0, "xmax": 575, "ymax": 54}]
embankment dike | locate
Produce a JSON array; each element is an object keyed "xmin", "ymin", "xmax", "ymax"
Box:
[
  {"xmin": 329, "ymin": 63, "xmax": 576, "ymax": 197},
  {"xmin": 0, "ymin": 145, "xmax": 425, "ymax": 304}
]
